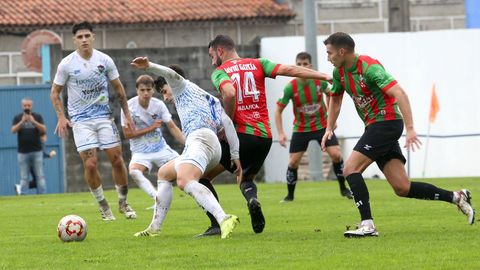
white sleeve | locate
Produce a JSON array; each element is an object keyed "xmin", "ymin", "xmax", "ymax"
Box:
[
  {"xmin": 221, "ymin": 111, "xmax": 239, "ymax": 160},
  {"xmin": 120, "ymin": 108, "xmax": 126, "ymax": 127},
  {"xmin": 53, "ymin": 61, "xmax": 68, "ymax": 86},
  {"xmin": 106, "ymin": 55, "xmax": 120, "ymax": 81},
  {"xmin": 146, "ymin": 62, "xmax": 186, "ymax": 95}
]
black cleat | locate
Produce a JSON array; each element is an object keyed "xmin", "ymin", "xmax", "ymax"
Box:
[
  {"xmin": 280, "ymin": 196, "xmax": 294, "ymax": 203},
  {"xmin": 195, "ymin": 226, "xmax": 221, "ymax": 237},
  {"xmin": 341, "ymin": 188, "xmax": 353, "ymax": 199},
  {"xmin": 248, "ymin": 198, "xmax": 265, "ymax": 233}
]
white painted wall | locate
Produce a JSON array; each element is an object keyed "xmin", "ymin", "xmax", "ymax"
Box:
[{"xmin": 261, "ymin": 29, "xmax": 480, "ymax": 182}]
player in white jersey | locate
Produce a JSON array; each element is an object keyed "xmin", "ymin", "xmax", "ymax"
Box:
[
  {"xmin": 130, "ymin": 58, "xmax": 241, "ymax": 239},
  {"xmin": 121, "ymin": 74, "xmax": 184, "ymax": 202},
  {"xmin": 50, "ymin": 21, "xmax": 136, "ymax": 221}
]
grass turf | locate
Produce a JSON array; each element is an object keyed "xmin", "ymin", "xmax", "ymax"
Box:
[{"xmin": 1, "ymin": 178, "xmax": 479, "ymax": 269}]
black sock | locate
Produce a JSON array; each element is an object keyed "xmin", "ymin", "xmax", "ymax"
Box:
[
  {"xmin": 346, "ymin": 173, "xmax": 372, "ymax": 220},
  {"xmin": 199, "ymin": 178, "xmax": 220, "ymax": 227},
  {"xmin": 407, "ymin": 182, "xmax": 454, "ymax": 202},
  {"xmin": 286, "ymin": 167, "xmax": 298, "ymax": 198},
  {"xmin": 240, "ymin": 180, "xmax": 258, "ymax": 203},
  {"xmin": 333, "ymin": 161, "xmax": 347, "ymax": 190}
]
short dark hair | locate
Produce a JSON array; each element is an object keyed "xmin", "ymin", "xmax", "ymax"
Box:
[
  {"xmin": 153, "ymin": 64, "xmax": 186, "ymax": 92},
  {"xmin": 296, "ymin": 52, "xmax": 312, "ymax": 63},
  {"xmin": 136, "ymin": 75, "xmax": 154, "ymax": 88},
  {"xmin": 72, "ymin": 21, "xmax": 94, "ymax": 35},
  {"xmin": 208, "ymin": 35, "xmax": 235, "ymax": 50},
  {"xmin": 323, "ymin": 32, "xmax": 355, "ymax": 52}
]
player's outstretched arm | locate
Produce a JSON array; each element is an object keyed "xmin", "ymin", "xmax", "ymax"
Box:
[
  {"xmin": 50, "ymin": 83, "xmax": 71, "ymax": 138},
  {"xmin": 274, "ymin": 105, "xmax": 287, "ymax": 148},
  {"xmin": 275, "ymin": 64, "xmax": 332, "ymax": 81},
  {"xmin": 166, "ymin": 120, "xmax": 185, "ymax": 145},
  {"xmin": 386, "ymin": 84, "xmax": 422, "ymax": 152},
  {"xmin": 111, "ymin": 78, "xmax": 135, "ymax": 131},
  {"xmin": 131, "ymin": 57, "xmax": 186, "ymax": 93}
]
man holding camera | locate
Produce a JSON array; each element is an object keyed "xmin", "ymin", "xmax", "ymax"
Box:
[{"xmin": 11, "ymin": 97, "xmax": 47, "ymax": 195}]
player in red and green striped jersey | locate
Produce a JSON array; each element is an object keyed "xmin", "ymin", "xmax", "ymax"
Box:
[
  {"xmin": 193, "ymin": 35, "xmax": 332, "ymax": 237},
  {"xmin": 275, "ymin": 52, "xmax": 352, "ymax": 202},
  {"xmin": 321, "ymin": 32, "xmax": 475, "ymax": 237}
]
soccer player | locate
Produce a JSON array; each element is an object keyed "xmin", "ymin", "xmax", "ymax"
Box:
[
  {"xmin": 321, "ymin": 32, "xmax": 475, "ymax": 237},
  {"xmin": 121, "ymin": 74, "xmax": 184, "ymax": 202},
  {"xmin": 275, "ymin": 52, "xmax": 352, "ymax": 202},
  {"xmin": 199, "ymin": 34, "xmax": 332, "ymax": 236},
  {"xmin": 130, "ymin": 58, "xmax": 241, "ymax": 239},
  {"xmin": 51, "ymin": 21, "xmax": 136, "ymax": 221}
]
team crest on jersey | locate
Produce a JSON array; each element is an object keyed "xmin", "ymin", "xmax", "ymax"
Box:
[
  {"xmin": 358, "ymin": 74, "xmax": 367, "ymax": 88},
  {"xmin": 316, "ymin": 85, "xmax": 321, "ymax": 94},
  {"xmin": 97, "ymin": 65, "xmax": 105, "ymax": 74},
  {"xmin": 151, "ymin": 114, "xmax": 158, "ymax": 119}
]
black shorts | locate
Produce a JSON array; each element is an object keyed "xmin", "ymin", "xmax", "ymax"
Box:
[
  {"xmin": 353, "ymin": 119, "xmax": 406, "ymax": 171},
  {"xmin": 289, "ymin": 129, "xmax": 339, "ymax": 153},
  {"xmin": 220, "ymin": 133, "xmax": 272, "ymax": 178}
]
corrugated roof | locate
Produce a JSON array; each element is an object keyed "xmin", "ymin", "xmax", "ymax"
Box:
[{"xmin": 0, "ymin": 0, "xmax": 295, "ymax": 27}]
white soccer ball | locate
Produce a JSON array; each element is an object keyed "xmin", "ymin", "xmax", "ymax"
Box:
[{"xmin": 57, "ymin": 215, "xmax": 87, "ymax": 242}]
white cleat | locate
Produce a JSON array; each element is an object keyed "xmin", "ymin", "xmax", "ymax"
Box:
[
  {"xmin": 344, "ymin": 224, "xmax": 379, "ymax": 237},
  {"xmin": 119, "ymin": 203, "xmax": 137, "ymax": 219},
  {"xmin": 100, "ymin": 207, "xmax": 116, "ymax": 221},
  {"xmin": 456, "ymin": 189, "xmax": 475, "ymax": 225}
]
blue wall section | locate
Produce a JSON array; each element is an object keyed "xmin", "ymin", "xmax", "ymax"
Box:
[
  {"xmin": 0, "ymin": 84, "xmax": 64, "ymax": 196},
  {"xmin": 465, "ymin": 0, "xmax": 480, "ymax": 28}
]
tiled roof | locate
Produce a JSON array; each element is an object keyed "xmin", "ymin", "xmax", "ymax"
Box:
[{"xmin": 0, "ymin": 0, "xmax": 295, "ymax": 27}]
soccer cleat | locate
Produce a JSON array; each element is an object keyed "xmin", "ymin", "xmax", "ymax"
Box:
[
  {"xmin": 341, "ymin": 188, "xmax": 354, "ymax": 199},
  {"xmin": 248, "ymin": 198, "xmax": 265, "ymax": 233},
  {"xmin": 344, "ymin": 224, "xmax": 379, "ymax": 237},
  {"xmin": 280, "ymin": 195, "xmax": 293, "ymax": 203},
  {"xmin": 195, "ymin": 226, "xmax": 221, "ymax": 238},
  {"xmin": 99, "ymin": 207, "xmax": 116, "ymax": 221},
  {"xmin": 14, "ymin": 184, "xmax": 21, "ymax": 195},
  {"xmin": 119, "ymin": 202, "xmax": 137, "ymax": 219},
  {"xmin": 220, "ymin": 215, "xmax": 239, "ymax": 239},
  {"xmin": 456, "ymin": 189, "xmax": 475, "ymax": 225},
  {"xmin": 134, "ymin": 227, "xmax": 160, "ymax": 237}
]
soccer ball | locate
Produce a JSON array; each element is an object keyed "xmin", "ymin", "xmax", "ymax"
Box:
[{"xmin": 57, "ymin": 215, "xmax": 87, "ymax": 242}]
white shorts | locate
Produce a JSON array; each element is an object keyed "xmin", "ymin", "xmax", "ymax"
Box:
[
  {"xmin": 175, "ymin": 128, "xmax": 221, "ymax": 174},
  {"xmin": 72, "ymin": 118, "xmax": 121, "ymax": 152},
  {"xmin": 129, "ymin": 147, "xmax": 179, "ymax": 172}
]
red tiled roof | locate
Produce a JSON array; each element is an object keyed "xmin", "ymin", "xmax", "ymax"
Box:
[{"xmin": 0, "ymin": 0, "xmax": 295, "ymax": 27}]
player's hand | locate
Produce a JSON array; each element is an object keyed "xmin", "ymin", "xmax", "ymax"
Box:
[
  {"xmin": 321, "ymin": 129, "xmax": 334, "ymax": 151},
  {"xmin": 278, "ymin": 132, "xmax": 287, "ymax": 148},
  {"xmin": 130, "ymin": 57, "xmax": 150, "ymax": 70},
  {"xmin": 404, "ymin": 128, "xmax": 422, "ymax": 152},
  {"xmin": 325, "ymin": 74, "xmax": 333, "ymax": 83},
  {"xmin": 55, "ymin": 117, "xmax": 71, "ymax": 138},
  {"xmin": 232, "ymin": 159, "xmax": 243, "ymax": 184},
  {"xmin": 152, "ymin": 119, "xmax": 163, "ymax": 129}
]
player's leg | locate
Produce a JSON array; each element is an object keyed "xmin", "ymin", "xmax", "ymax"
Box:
[
  {"xmin": 177, "ymin": 129, "xmax": 238, "ymax": 239},
  {"xmin": 31, "ymin": 151, "xmax": 47, "ymax": 194},
  {"xmin": 135, "ymin": 160, "xmax": 176, "ymax": 237},
  {"xmin": 129, "ymin": 163, "xmax": 155, "ymax": 199},
  {"xmin": 238, "ymin": 133, "xmax": 272, "ymax": 233},
  {"xmin": 281, "ymin": 151, "xmax": 303, "ymax": 202},
  {"xmin": 382, "ymin": 158, "xmax": 475, "ymax": 224}
]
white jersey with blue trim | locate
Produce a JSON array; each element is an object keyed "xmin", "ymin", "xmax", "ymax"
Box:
[
  {"xmin": 121, "ymin": 96, "xmax": 172, "ymax": 153},
  {"xmin": 174, "ymin": 81, "xmax": 223, "ymax": 137},
  {"xmin": 53, "ymin": 49, "xmax": 119, "ymax": 123}
]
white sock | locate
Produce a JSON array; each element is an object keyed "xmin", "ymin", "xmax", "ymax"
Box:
[
  {"xmin": 361, "ymin": 219, "xmax": 375, "ymax": 228},
  {"xmin": 90, "ymin": 185, "xmax": 105, "ymax": 202},
  {"xmin": 130, "ymin": 169, "xmax": 156, "ymax": 198},
  {"xmin": 183, "ymin": 181, "xmax": 228, "ymax": 224},
  {"xmin": 149, "ymin": 180, "xmax": 173, "ymax": 231}
]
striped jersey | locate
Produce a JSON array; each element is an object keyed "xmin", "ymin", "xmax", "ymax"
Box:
[
  {"xmin": 120, "ymin": 97, "xmax": 172, "ymax": 154},
  {"xmin": 211, "ymin": 58, "xmax": 280, "ymax": 138},
  {"xmin": 331, "ymin": 54, "xmax": 402, "ymax": 126},
  {"xmin": 277, "ymin": 79, "xmax": 330, "ymax": 132},
  {"xmin": 53, "ymin": 49, "xmax": 118, "ymax": 123}
]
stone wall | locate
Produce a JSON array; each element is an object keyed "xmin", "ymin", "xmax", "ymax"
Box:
[{"xmin": 63, "ymin": 45, "xmax": 259, "ymax": 192}]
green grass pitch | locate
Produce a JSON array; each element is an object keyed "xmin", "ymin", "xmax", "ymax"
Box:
[{"xmin": 1, "ymin": 178, "xmax": 479, "ymax": 269}]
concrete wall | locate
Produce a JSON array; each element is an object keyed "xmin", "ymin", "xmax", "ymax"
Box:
[
  {"xmin": 261, "ymin": 29, "xmax": 480, "ymax": 182},
  {"xmin": 62, "ymin": 45, "xmax": 259, "ymax": 192}
]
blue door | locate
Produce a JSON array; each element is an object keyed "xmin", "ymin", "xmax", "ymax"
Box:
[{"xmin": 0, "ymin": 84, "xmax": 64, "ymax": 195}]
